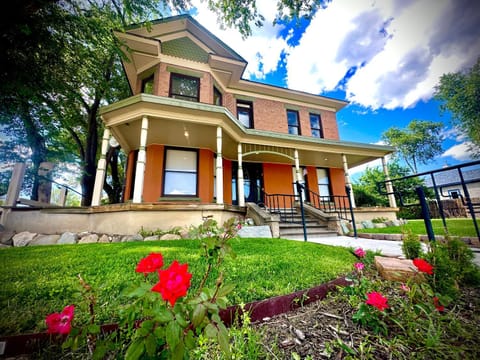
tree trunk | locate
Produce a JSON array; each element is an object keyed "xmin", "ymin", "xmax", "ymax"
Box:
[
  {"xmin": 103, "ymin": 146, "xmax": 122, "ymax": 203},
  {"xmin": 81, "ymin": 109, "xmax": 99, "ymax": 206},
  {"xmin": 22, "ymin": 111, "xmax": 48, "ymax": 201}
]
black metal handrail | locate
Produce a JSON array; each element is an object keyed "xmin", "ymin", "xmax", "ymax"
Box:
[{"xmin": 263, "ymin": 185, "xmax": 353, "ymax": 222}]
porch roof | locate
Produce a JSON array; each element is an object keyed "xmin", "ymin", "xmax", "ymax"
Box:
[{"xmin": 99, "ymin": 94, "xmax": 395, "ymax": 169}]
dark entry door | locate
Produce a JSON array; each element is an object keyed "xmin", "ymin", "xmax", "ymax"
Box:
[{"xmin": 232, "ymin": 162, "xmax": 264, "ymax": 205}]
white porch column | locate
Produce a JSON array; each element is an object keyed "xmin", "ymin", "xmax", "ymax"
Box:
[
  {"xmin": 382, "ymin": 157, "xmax": 397, "ymax": 208},
  {"xmin": 294, "ymin": 149, "xmax": 302, "ymax": 182},
  {"xmin": 133, "ymin": 116, "xmax": 149, "ymax": 203},
  {"xmin": 92, "ymin": 128, "xmax": 110, "ymax": 206},
  {"xmin": 237, "ymin": 143, "xmax": 245, "ymax": 206},
  {"xmin": 342, "ymin": 154, "xmax": 356, "ymax": 208},
  {"xmin": 215, "ymin": 126, "xmax": 224, "ymax": 204}
]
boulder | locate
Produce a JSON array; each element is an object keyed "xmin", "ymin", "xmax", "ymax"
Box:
[
  {"xmin": 58, "ymin": 232, "xmax": 78, "ymax": 245},
  {"xmin": 144, "ymin": 235, "xmax": 161, "ymax": 241},
  {"xmin": 13, "ymin": 232, "xmax": 37, "ymax": 247},
  {"xmin": 237, "ymin": 225, "xmax": 272, "ymax": 238},
  {"xmin": 122, "ymin": 234, "xmax": 143, "ymax": 242},
  {"xmin": 160, "ymin": 233, "xmax": 182, "ymax": 241},
  {"xmin": 0, "ymin": 230, "xmax": 15, "ymax": 246},
  {"xmin": 98, "ymin": 234, "xmax": 110, "ymax": 243},
  {"xmin": 30, "ymin": 234, "xmax": 60, "ymax": 246},
  {"xmin": 78, "ymin": 234, "xmax": 99, "ymax": 244},
  {"xmin": 110, "ymin": 235, "xmax": 122, "ymax": 243}
]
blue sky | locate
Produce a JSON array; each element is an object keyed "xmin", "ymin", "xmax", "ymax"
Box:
[{"xmin": 189, "ymin": 0, "xmax": 480, "ymax": 179}]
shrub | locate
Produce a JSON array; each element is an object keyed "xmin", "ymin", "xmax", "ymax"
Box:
[{"xmin": 401, "ymin": 230, "xmax": 423, "ymax": 259}]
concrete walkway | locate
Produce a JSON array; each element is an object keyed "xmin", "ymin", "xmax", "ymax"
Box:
[{"xmin": 287, "ymin": 235, "xmax": 480, "ymax": 267}]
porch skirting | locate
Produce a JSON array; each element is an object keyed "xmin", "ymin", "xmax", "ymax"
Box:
[{"xmin": 3, "ymin": 203, "xmax": 245, "ymax": 235}]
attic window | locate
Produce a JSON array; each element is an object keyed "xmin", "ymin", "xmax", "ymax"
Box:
[
  {"xmin": 170, "ymin": 73, "xmax": 199, "ymax": 102},
  {"xmin": 141, "ymin": 75, "xmax": 154, "ymax": 94}
]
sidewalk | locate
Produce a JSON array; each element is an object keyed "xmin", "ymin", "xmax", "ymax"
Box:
[{"xmin": 287, "ymin": 235, "xmax": 480, "ymax": 267}]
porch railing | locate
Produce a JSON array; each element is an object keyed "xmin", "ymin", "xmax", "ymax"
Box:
[{"xmin": 262, "ymin": 183, "xmax": 354, "ymax": 223}]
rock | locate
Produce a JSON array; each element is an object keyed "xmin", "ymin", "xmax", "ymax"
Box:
[
  {"xmin": 374, "ymin": 256, "xmax": 423, "ymax": 282},
  {"xmin": 78, "ymin": 234, "xmax": 99, "ymax": 244},
  {"xmin": 280, "ymin": 338, "xmax": 295, "ymax": 348},
  {"xmin": 294, "ymin": 328, "xmax": 306, "ymax": 341},
  {"xmin": 0, "ymin": 230, "xmax": 15, "ymax": 245},
  {"xmin": 0, "ymin": 244, "xmax": 10, "ymax": 249},
  {"xmin": 110, "ymin": 235, "xmax": 122, "ymax": 243},
  {"xmin": 58, "ymin": 232, "xmax": 78, "ymax": 245},
  {"xmin": 122, "ymin": 234, "xmax": 143, "ymax": 242},
  {"xmin": 30, "ymin": 234, "xmax": 60, "ymax": 246},
  {"xmin": 237, "ymin": 225, "xmax": 272, "ymax": 238},
  {"xmin": 0, "ymin": 224, "xmax": 4, "ymax": 232},
  {"xmin": 361, "ymin": 220, "xmax": 374, "ymax": 229},
  {"xmin": 144, "ymin": 235, "xmax": 160, "ymax": 241},
  {"xmin": 13, "ymin": 231, "xmax": 37, "ymax": 247},
  {"xmin": 160, "ymin": 233, "xmax": 181, "ymax": 240},
  {"xmin": 374, "ymin": 223, "xmax": 387, "ymax": 228},
  {"xmin": 179, "ymin": 229, "xmax": 190, "ymax": 239},
  {"xmin": 98, "ymin": 234, "xmax": 110, "ymax": 243}
]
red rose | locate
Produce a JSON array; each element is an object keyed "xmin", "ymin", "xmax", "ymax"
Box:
[
  {"xmin": 354, "ymin": 248, "xmax": 366, "ymax": 258},
  {"xmin": 45, "ymin": 305, "xmax": 75, "ymax": 334},
  {"xmin": 365, "ymin": 292, "xmax": 389, "ymax": 311},
  {"xmin": 152, "ymin": 260, "xmax": 192, "ymax": 306},
  {"xmin": 433, "ymin": 297, "xmax": 445, "ymax": 312},
  {"xmin": 413, "ymin": 258, "xmax": 434, "ymax": 275},
  {"xmin": 135, "ymin": 253, "xmax": 164, "ymax": 274}
]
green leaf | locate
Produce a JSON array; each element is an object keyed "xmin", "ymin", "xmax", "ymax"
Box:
[
  {"xmin": 217, "ymin": 283, "xmax": 235, "ymax": 297},
  {"xmin": 145, "ymin": 333, "xmax": 157, "ymax": 357},
  {"xmin": 166, "ymin": 320, "xmax": 181, "ymax": 350},
  {"xmin": 175, "ymin": 312, "xmax": 189, "ymax": 328},
  {"xmin": 184, "ymin": 329, "xmax": 195, "ymax": 349},
  {"xmin": 217, "ymin": 325, "xmax": 231, "ymax": 356},
  {"xmin": 87, "ymin": 324, "xmax": 101, "ymax": 334},
  {"xmin": 204, "ymin": 323, "xmax": 218, "ymax": 339},
  {"xmin": 155, "ymin": 308, "xmax": 174, "ymax": 323},
  {"xmin": 192, "ymin": 303, "xmax": 207, "ymax": 328},
  {"xmin": 171, "ymin": 339, "xmax": 185, "ymax": 360},
  {"xmin": 154, "ymin": 326, "xmax": 166, "ymax": 339},
  {"xmin": 125, "ymin": 338, "xmax": 145, "ymax": 360}
]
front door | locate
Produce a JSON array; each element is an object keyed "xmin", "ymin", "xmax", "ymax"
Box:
[{"xmin": 232, "ymin": 162, "xmax": 264, "ymax": 205}]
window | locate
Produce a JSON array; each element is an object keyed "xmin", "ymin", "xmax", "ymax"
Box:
[
  {"xmin": 163, "ymin": 148, "xmax": 198, "ymax": 196},
  {"xmin": 310, "ymin": 113, "xmax": 323, "ymax": 138},
  {"xmin": 141, "ymin": 75, "xmax": 154, "ymax": 94},
  {"xmin": 169, "ymin": 73, "xmax": 199, "ymax": 102},
  {"xmin": 448, "ymin": 189, "xmax": 461, "ymax": 199},
  {"xmin": 213, "ymin": 86, "xmax": 223, "ymax": 106},
  {"xmin": 237, "ymin": 101, "xmax": 253, "ymax": 128},
  {"xmin": 287, "ymin": 110, "xmax": 300, "ymax": 135},
  {"xmin": 316, "ymin": 168, "xmax": 331, "ymax": 197}
]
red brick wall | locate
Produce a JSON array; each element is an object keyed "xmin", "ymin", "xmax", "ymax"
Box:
[{"xmin": 321, "ymin": 110, "xmax": 339, "ymax": 140}]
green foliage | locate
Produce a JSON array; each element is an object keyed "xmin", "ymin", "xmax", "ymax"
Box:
[
  {"xmin": 401, "ymin": 230, "xmax": 424, "ymax": 259},
  {"xmin": 353, "ymin": 161, "xmax": 428, "ymax": 207},
  {"xmin": 381, "ymin": 120, "xmax": 444, "ymax": 174},
  {"xmin": 435, "ymin": 57, "xmax": 480, "ymax": 157}
]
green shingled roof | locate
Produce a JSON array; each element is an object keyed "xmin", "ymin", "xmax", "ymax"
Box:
[{"xmin": 162, "ymin": 37, "xmax": 209, "ymax": 63}]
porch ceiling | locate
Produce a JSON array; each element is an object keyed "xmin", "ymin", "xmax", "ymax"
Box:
[{"xmin": 101, "ymin": 94, "xmax": 395, "ymax": 169}]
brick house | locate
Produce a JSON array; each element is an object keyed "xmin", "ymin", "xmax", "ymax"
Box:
[{"xmin": 91, "ymin": 15, "xmax": 396, "ymax": 232}]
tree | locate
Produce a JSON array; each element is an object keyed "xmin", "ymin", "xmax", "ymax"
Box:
[
  {"xmin": 1, "ymin": 0, "xmax": 323, "ymax": 205},
  {"xmin": 434, "ymin": 58, "xmax": 480, "ymax": 158},
  {"xmin": 353, "ymin": 161, "xmax": 429, "ymax": 208},
  {"xmin": 381, "ymin": 120, "xmax": 444, "ymax": 174}
]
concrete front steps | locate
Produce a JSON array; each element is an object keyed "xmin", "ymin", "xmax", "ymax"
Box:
[{"xmin": 278, "ymin": 210, "xmax": 337, "ymax": 239}]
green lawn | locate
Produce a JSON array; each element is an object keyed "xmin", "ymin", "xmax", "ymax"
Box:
[
  {"xmin": 358, "ymin": 218, "xmax": 480, "ymax": 237},
  {"xmin": 0, "ymin": 238, "xmax": 355, "ymax": 336}
]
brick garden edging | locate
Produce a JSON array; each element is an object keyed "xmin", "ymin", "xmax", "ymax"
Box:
[{"xmin": 0, "ymin": 277, "xmax": 349, "ymax": 357}]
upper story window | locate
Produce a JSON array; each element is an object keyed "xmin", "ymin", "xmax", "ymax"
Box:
[
  {"xmin": 309, "ymin": 113, "xmax": 323, "ymax": 138},
  {"xmin": 141, "ymin": 75, "xmax": 154, "ymax": 94},
  {"xmin": 287, "ymin": 110, "xmax": 300, "ymax": 135},
  {"xmin": 237, "ymin": 100, "xmax": 253, "ymax": 128},
  {"xmin": 170, "ymin": 73, "xmax": 199, "ymax": 102},
  {"xmin": 213, "ymin": 86, "xmax": 223, "ymax": 106}
]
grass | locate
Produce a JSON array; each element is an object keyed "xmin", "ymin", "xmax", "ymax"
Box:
[
  {"xmin": 0, "ymin": 238, "xmax": 355, "ymax": 336},
  {"xmin": 358, "ymin": 218, "xmax": 480, "ymax": 237}
]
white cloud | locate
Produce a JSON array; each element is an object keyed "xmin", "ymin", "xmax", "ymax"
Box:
[
  {"xmin": 441, "ymin": 142, "xmax": 479, "ymax": 161},
  {"xmin": 285, "ymin": 0, "xmax": 480, "ymax": 109}
]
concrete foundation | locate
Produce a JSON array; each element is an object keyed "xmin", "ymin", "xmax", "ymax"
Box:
[{"xmin": 3, "ymin": 203, "xmax": 245, "ymax": 235}]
